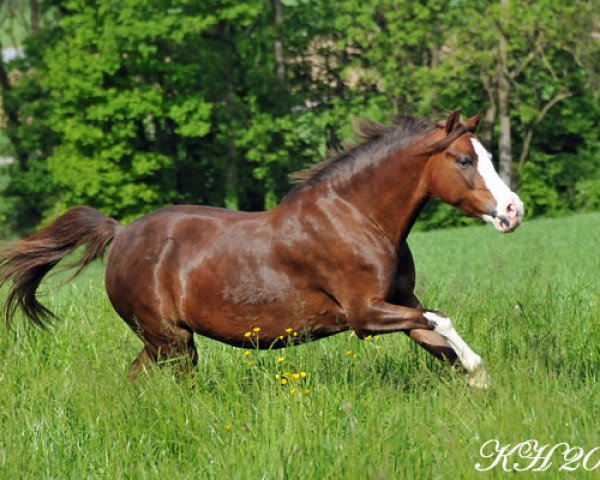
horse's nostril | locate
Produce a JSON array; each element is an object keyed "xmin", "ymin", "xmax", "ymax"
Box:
[{"xmin": 506, "ymin": 203, "xmax": 517, "ymax": 218}]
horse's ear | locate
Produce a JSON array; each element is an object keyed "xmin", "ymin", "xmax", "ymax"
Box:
[
  {"xmin": 444, "ymin": 109, "xmax": 461, "ymax": 134},
  {"xmin": 465, "ymin": 112, "xmax": 482, "ymax": 133}
]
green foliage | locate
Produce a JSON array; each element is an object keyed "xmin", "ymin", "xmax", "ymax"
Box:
[
  {"xmin": 0, "ymin": 39, "xmax": 61, "ymax": 232},
  {"xmin": 575, "ymin": 177, "xmax": 600, "ymax": 212},
  {"xmin": 0, "ymin": 0, "xmax": 598, "ymax": 233},
  {"xmin": 519, "ymin": 154, "xmax": 563, "ymax": 217},
  {"xmin": 37, "ymin": 0, "xmax": 226, "ymax": 220}
]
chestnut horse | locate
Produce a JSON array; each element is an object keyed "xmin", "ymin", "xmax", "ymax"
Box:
[{"xmin": 0, "ymin": 110, "xmax": 523, "ymax": 388}]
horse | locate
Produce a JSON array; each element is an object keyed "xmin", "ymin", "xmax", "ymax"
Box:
[{"xmin": 0, "ymin": 109, "xmax": 523, "ymax": 388}]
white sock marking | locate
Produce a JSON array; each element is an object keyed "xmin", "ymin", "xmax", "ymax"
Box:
[{"xmin": 424, "ymin": 311, "xmax": 483, "ymax": 373}]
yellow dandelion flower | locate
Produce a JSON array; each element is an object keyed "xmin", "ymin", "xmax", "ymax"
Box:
[
  {"xmin": 275, "ymin": 373, "xmax": 281, "ymax": 380},
  {"xmin": 243, "ymin": 350, "xmax": 252, "ymax": 357},
  {"xmin": 345, "ymin": 349, "xmax": 353, "ymax": 356},
  {"xmin": 365, "ymin": 335, "xmax": 373, "ymax": 341},
  {"xmin": 290, "ymin": 387, "xmax": 297, "ymax": 394},
  {"xmin": 279, "ymin": 335, "xmax": 284, "ymax": 340},
  {"xmin": 276, "ymin": 357, "xmax": 285, "ymax": 363},
  {"xmin": 281, "ymin": 378, "xmax": 288, "ymax": 385},
  {"xmin": 300, "ymin": 371, "xmax": 307, "ymax": 378},
  {"xmin": 285, "ymin": 328, "xmax": 293, "ymax": 333},
  {"xmin": 291, "ymin": 373, "xmax": 300, "ymax": 380},
  {"xmin": 293, "ymin": 331, "xmax": 299, "ymax": 337},
  {"xmin": 224, "ymin": 424, "xmax": 232, "ymax": 431},
  {"xmin": 252, "ymin": 327, "xmax": 261, "ymax": 333},
  {"xmin": 244, "ymin": 331, "xmax": 252, "ymax": 338},
  {"xmin": 374, "ymin": 335, "xmax": 380, "ymax": 341}
]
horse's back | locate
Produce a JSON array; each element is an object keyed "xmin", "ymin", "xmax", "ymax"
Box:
[
  {"xmin": 127, "ymin": 204, "xmax": 265, "ymax": 225},
  {"xmin": 115, "ymin": 204, "xmax": 270, "ymax": 245},
  {"xmin": 105, "ymin": 205, "xmax": 273, "ymax": 319}
]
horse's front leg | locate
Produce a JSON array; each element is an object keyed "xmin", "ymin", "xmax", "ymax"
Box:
[
  {"xmin": 423, "ymin": 312, "xmax": 491, "ymax": 390},
  {"xmin": 399, "ymin": 292, "xmax": 458, "ymax": 365},
  {"xmin": 354, "ymin": 300, "xmax": 490, "ymax": 389}
]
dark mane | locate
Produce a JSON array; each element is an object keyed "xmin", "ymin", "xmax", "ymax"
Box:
[{"xmin": 289, "ymin": 115, "xmax": 437, "ymax": 185}]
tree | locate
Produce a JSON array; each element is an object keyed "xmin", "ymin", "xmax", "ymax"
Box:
[
  {"xmin": 0, "ymin": 0, "xmax": 597, "ymax": 234},
  {"xmin": 0, "ymin": 0, "xmax": 60, "ymax": 233},
  {"xmin": 448, "ymin": 0, "xmax": 598, "ymax": 189}
]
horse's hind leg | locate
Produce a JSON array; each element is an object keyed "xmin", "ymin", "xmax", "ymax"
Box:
[
  {"xmin": 129, "ymin": 347, "xmax": 154, "ymax": 381},
  {"xmin": 128, "ymin": 317, "xmax": 198, "ymax": 380}
]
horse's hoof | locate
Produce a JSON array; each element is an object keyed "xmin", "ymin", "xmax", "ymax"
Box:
[{"xmin": 467, "ymin": 367, "xmax": 491, "ymax": 390}]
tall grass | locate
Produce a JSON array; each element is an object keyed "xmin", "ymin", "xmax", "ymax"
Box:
[{"xmin": 1, "ymin": 213, "xmax": 598, "ymax": 479}]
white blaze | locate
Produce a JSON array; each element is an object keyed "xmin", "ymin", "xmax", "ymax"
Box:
[{"xmin": 470, "ymin": 138, "xmax": 524, "ymax": 230}]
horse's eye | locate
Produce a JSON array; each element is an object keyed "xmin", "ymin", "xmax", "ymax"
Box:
[{"xmin": 457, "ymin": 156, "xmax": 473, "ymax": 168}]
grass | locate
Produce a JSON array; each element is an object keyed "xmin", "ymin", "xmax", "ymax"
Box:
[{"xmin": 0, "ymin": 212, "xmax": 598, "ymax": 479}]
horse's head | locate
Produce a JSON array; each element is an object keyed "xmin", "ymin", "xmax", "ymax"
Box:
[{"xmin": 425, "ymin": 110, "xmax": 523, "ymax": 233}]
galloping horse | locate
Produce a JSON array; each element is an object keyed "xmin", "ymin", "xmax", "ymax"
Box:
[{"xmin": 0, "ymin": 110, "xmax": 523, "ymax": 388}]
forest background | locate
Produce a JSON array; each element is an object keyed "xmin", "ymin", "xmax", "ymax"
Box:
[{"xmin": 0, "ymin": 0, "xmax": 598, "ymax": 237}]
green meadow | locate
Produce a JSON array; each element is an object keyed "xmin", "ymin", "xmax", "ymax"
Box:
[{"xmin": 0, "ymin": 213, "xmax": 598, "ymax": 479}]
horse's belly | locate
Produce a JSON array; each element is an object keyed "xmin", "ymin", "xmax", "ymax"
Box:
[{"xmin": 182, "ymin": 279, "xmax": 348, "ymax": 348}]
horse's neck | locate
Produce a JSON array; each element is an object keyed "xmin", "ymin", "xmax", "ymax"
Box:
[{"xmin": 333, "ymin": 149, "xmax": 430, "ymax": 245}]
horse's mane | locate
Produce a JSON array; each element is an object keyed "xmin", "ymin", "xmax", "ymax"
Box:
[{"xmin": 289, "ymin": 115, "xmax": 438, "ymax": 186}]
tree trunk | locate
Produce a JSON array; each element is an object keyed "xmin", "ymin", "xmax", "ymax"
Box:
[
  {"xmin": 224, "ymin": 91, "xmax": 239, "ymax": 210},
  {"xmin": 0, "ymin": 40, "xmax": 27, "ymax": 171},
  {"xmin": 481, "ymin": 105, "xmax": 496, "ymax": 150},
  {"xmin": 479, "ymin": 73, "xmax": 497, "ymax": 150},
  {"xmin": 224, "ymin": 152, "xmax": 239, "ymax": 210},
  {"xmin": 497, "ymin": 0, "xmax": 513, "ymax": 188},
  {"xmin": 516, "ymin": 91, "xmax": 571, "ymax": 180},
  {"xmin": 30, "ymin": 0, "xmax": 40, "ymax": 34},
  {"xmin": 273, "ymin": 0, "xmax": 285, "ymax": 84},
  {"xmin": 262, "ymin": 0, "xmax": 288, "ymax": 210}
]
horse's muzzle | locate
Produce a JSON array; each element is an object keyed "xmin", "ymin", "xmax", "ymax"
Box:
[{"xmin": 484, "ymin": 194, "xmax": 524, "ymax": 233}]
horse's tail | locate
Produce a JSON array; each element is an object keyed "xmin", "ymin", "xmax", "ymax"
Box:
[{"xmin": 0, "ymin": 206, "xmax": 120, "ymax": 329}]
